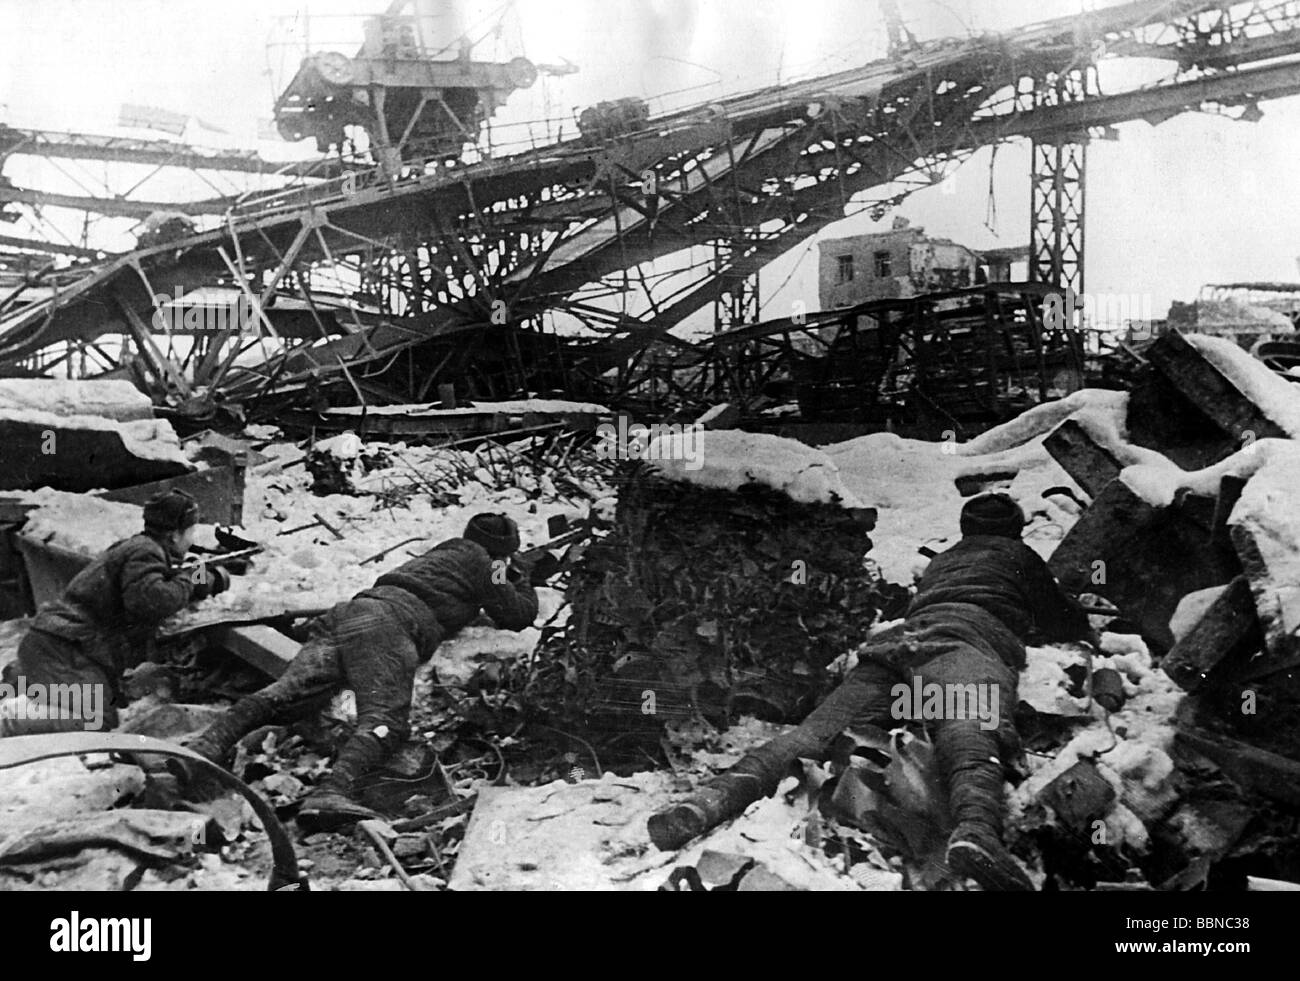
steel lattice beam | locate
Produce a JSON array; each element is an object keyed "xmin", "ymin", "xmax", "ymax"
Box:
[{"xmin": 6, "ymin": 0, "xmax": 1300, "ymax": 401}]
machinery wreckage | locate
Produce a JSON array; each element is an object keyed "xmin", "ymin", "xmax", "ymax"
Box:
[{"xmin": 4, "ymin": 0, "xmax": 1300, "ymax": 892}]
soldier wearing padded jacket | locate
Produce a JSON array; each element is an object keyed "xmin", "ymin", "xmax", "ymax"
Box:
[
  {"xmin": 187, "ymin": 512, "xmax": 540, "ymax": 830},
  {"xmin": 5, "ymin": 489, "xmax": 228, "ymax": 733}
]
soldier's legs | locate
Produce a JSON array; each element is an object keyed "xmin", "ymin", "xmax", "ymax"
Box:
[
  {"xmin": 188, "ymin": 613, "xmax": 346, "ymax": 763},
  {"xmin": 298, "ymin": 600, "xmax": 421, "ymax": 829},
  {"xmin": 312, "ymin": 601, "xmax": 420, "ymax": 797},
  {"xmin": 3, "ymin": 630, "xmax": 119, "ymax": 735},
  {"xmin": 914, "ymin": 645, "xmax": 1031, "ymax": 890},
  {"xmin": 915, "ymin": 646, "xmax": 1019, "ymax": 832}
]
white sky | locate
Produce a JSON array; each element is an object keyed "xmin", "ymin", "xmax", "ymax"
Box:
[{"xmin": 2, "ymin": 0, "xmax": 1300, "ymax": 320}]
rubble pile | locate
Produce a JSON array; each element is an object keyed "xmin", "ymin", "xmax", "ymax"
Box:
[
  {"xmin": 1005, "ymin": 329, "xmax": 1300, "ymax": 886},
  {"xmin": 6, "ymin": 328, "xmax": 1300, "ymax": 891},
  {"xmin": 530, "ymin": 431, "xmax": 900, "ymax": 741}
]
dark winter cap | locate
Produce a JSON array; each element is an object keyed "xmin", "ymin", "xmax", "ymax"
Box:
[
  {"xmin": 464, "ymin": 512, "xmax": 521, "ymax": 558},
  {"xmin": 143, "ymin": 489, "xmax": 201, "ymax": 533},
  {"xmin": 959, "ymin": 493, "xmax": 1025, "ymax": 540}
]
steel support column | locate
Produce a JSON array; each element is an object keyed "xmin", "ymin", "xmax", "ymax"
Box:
[
  {"xmin": 1030, "ymin": 138, "xmax": 1086, "ymax": 298},
  {"xmin": 1029, "ymin": 68, "xmax": 1091, "ymax": 299},
  {"xmin": 712, "ymin": 237, "xmax": 760, "ymax": 334}
]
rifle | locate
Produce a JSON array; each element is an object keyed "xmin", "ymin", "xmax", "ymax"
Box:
[
  {"xmin": 180, "ymin": 546, "xmax": 263, "ymax": 574},
  {"xmin": 519, "ymin": 525, "xmax": 590, "ymax": 561},
  {"xmin": 515, "ymin": 524, "xmax": 594, "ymax": 585}
]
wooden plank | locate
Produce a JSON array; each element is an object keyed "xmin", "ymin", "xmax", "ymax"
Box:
[
  {"xmin": 1043, "ymin": 418, "xmax": 1122, "ymax": 498},
  {"xmin": 1161, "ymin": 576, "xmax": 1263, "ymax": 692},
  {"xmin": 210, "ymin": 624, "xmax": 300, "ymax": 679}
]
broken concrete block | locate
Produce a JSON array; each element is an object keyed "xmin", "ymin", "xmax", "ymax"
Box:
[
  {"xmin": 1051, "ymin": 479, "xmax": 1241, "ymax": 654},
  {"xmin": 1176, "ymin": 726, "xmax": 1300, "ymax": 808},
  {"xmin": 1229, "ymin": 462, "xmax": 1300, "ymax": 667},
  {"xmin": 737, "ymin": 865, "xmax": 802, "ymax": 891},
  {"xmin": 1044, "ymin": 418, "xmax": 1123, "ymax": 499},
  {"xmin": 0, "ymin": 414, "xmax": 191, "ymax": 493},
  {"xmin": 101, "ymin": 463, "xmax": 246, "ymax": 527},
  {"xmin": 1050, "ymin": 478, "xmax": 1160, "ymax": 590},
  {"xmin": 1124, "ymin": 365, "xmax": 1236, "ymax": 471},
  {"xmin": 1145, "ymin": 330, "xmax": 1290, "ymax": 447},
  {"xmin": 1161, "ymin": 577, "xmax": 1263, "ymax": 693}
]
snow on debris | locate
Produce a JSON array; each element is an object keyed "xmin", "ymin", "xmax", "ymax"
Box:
[
  {"xmin": 0, "ymin": 405, "xmax": 190, "ymax": 467},
  {"xmin": 1010, "ymin": 630, "xmax": 1182, "ymax": 854},
  {"xmin": 17, "ymin": 490, "xmax": 150, "ymax": 555},
  {"xmin": 163, "ymin": 437, "xmax": 601, "ymax": 630},
  {"xmin": 1185, "ymin": 332, "xmax": 1300, "ymax": 438},
  {"xmin": 823, "ymin": 423, "xmax": 1085, "ymax": 581},
  {"xmin": 323, "ymin": 398, "xmax": 610, "ymax": 418},
  {"xmin": 0, "ymin": 379, "xmax": 155, "ymax": 422},
  {"xmin": 1118, "ymin": 435, "xmax": 1300, "ymax": 507},
  {"xmin": 1227, "ymin": 440, "xmax": 1300, "ymax": 640},
  {"xmin": 647, "ymin": 429, "xmax": 867, "ymax": 509},
  {"xmin": 957, "ymin": 388, "xmax": 1129, "ymax": 457}
]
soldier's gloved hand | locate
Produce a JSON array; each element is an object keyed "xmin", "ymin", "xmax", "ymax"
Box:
[
  {"xmin": 190, "ymin": 565, "xmax": 232, "ymax": 601},
  {"xmin": 210, "ymin": 566, "xmax": 232, "ymax": 595},
  {"xmin": 506, "ymin": 555, "xmax": 532, "ymax": 584},
  {"xmin": 528, "ymin": 551, "xmax": 562, "ymax": 586}
]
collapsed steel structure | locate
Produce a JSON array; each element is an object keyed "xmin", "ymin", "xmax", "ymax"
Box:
[{"xmin": 2, "ymin": 0, "xmax": 1300, "ymax": 420}]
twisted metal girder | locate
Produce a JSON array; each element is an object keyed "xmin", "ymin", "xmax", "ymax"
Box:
[{"xmin": 3, "ymin": 0, "xmax": 1300, "ymax": 400}]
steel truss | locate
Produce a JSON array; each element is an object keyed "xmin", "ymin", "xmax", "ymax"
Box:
[{"xmin": 3, "ymin": 1, "xmax": 1300, "ymax": 413}]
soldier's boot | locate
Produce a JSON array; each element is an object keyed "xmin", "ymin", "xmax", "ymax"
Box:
[
  {"xmin": 939, "ymin": 724, "xmax": 1034, "ymax": 892},
  {"xmin": 947, "ymin": 821, "xmax": 1034, "ymax": 892},
  {"xmin": 297, "ymin": 727, "xmax": 387, "ymax": 832},
  {"xmin": 185, "ymin": 694, "xmax": 276, "ymax": 765}
]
